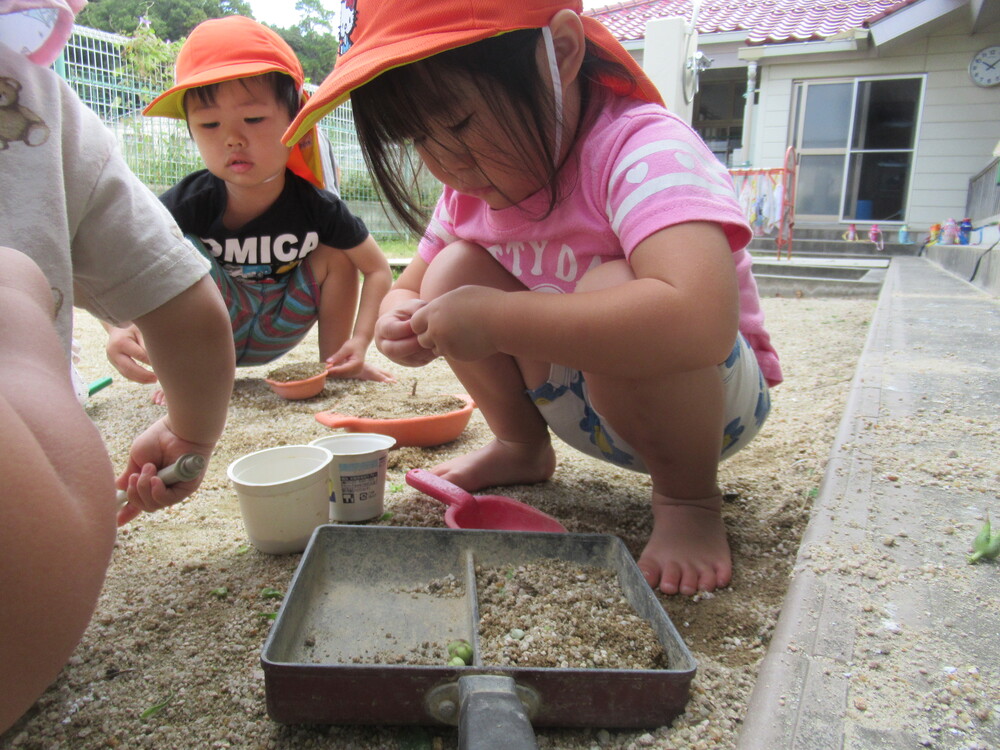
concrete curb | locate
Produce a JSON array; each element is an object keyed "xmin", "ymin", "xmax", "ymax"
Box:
[{"xmin": 737, "ymin": 257, "xmax": 1000, "ymax": 749}]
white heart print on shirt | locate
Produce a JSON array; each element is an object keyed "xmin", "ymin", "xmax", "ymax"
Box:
[{"xmin": 626, "ymin": 162, "xmax": 649, "ymax": 183}]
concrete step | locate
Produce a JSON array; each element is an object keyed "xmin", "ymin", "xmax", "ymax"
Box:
[
  {"xmin": 748, "ymin": 236, "xmax": 922, "ymax": 257},
  {"xmin": 753, "ymin": 273, "xmax": 884, "ymax": 298},
  {"xmin": 751, "ymin": 255, "xmax": 889, "ymax": 297},
  {"xmin": 775, "ymin": 226, "xmax": 906, "ymax": 240}
]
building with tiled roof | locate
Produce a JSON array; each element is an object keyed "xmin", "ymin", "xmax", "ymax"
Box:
[
  {"xmin": 583, "ymin": 0, "xmax": 1000, "ymax": 233},
  {"xmin": 586, "ymin": 0, "xmax": 920, "ymax": 45}
]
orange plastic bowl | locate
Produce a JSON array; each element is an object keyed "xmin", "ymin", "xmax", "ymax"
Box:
[
  {"xmin": 315, "ymin": 394, "xmax": 475, "ymax": 448},
  {"xmin": 264, "ymin": 369, "xmax": 329, "ymax": 400}
]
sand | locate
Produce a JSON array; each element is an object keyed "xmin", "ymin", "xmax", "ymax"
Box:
[{"xmin": 2, "ymin": 296, "xmax": 874, "ymax": 749}]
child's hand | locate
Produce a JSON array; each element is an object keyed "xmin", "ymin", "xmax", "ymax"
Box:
[
  {"xmin": 325, "ymin": 338, "xmax": 396, "ymax": 382},
  {"xmin": 115, "ymin": 417, "xmax": 213, "ymax": 525},
  {"xmin": 410, "ymin": 286, "xmax": 501, "ymax": 362},
  {"xmin": 106, "ymin": 324, "xmax": 158, "ymax": 384},
  {"xmin": 375, "ymin": 299, "xmax": 437, "ymax": 367}
]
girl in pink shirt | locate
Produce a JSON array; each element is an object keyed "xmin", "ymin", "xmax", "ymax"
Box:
[{"xmin": 289, "ymin": 0, "xmax": 781, "ymax": 596}]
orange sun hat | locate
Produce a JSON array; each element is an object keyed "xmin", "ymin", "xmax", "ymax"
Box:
[
  {"xmin": 283, "ymin": 0, "xmax": 663, "ymax": 146},
  {"xmin": 144, "ymin": 15, "xmax": 326, "ymax": 189}
]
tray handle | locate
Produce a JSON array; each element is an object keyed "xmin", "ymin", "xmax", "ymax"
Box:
[{"xmin": 458, "ymin": 674, "xmax": 538, "ymax": 750}]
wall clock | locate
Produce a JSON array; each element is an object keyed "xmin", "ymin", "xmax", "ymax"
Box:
[{"xmin": 969, "ymin": 45, "xmax": 1000, "ymax": 87}]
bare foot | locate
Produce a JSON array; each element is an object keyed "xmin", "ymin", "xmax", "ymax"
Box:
[
  {"xmin": 432, "ymin": 438, "xmax": 557, "ymax": 493},
  {"xmin": 150, "ymin": 388, "xmax": 166, "ymax": 406},
  {"xmin": 637, "ymin": 493, "xmax": 731, "ymax": 596}
]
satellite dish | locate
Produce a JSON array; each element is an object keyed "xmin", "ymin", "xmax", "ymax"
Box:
[
  {"xmin": 682, "ymin": 2, "xmax": 711, "ymax": 104},
  {"xmin": 683, "ymin": 38, "xmax": 712, "ymax": 104}
]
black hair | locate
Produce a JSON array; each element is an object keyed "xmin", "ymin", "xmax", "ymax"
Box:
[
  {"xmin": 351, "ymin": 30, "xmax": 636, "ymax": 236},
  {"xmin": 184, "ymin": 71, "xmax": 300, "ymax": 121}
]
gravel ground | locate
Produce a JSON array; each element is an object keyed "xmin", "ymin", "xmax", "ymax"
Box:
[{"xmin": 2, "ymin": 296, "xmax": 874, "ymax": 750}]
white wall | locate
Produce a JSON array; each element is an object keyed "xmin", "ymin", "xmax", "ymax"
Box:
[
  {"xmin": 643, "ymin": 17, "xmax": 694, "ymax": 121},
  {"xmin": 751, "ymin": 18, "xmax": 1000, "ymax": 229}
]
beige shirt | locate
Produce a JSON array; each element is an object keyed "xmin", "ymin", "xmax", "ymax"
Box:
[{"xmin": 0, "ymin": 42, "xmax": 210, "ymax": 355}]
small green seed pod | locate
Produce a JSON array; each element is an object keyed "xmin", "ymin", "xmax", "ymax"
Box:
[
  {"xmin": 968, "ymin": 513, "xmax": 994, "ymax": 564},
  {"xmin": 973, "ymin": 513, "xmax": 992, "ymax": 553},
  {"xmin": 447, "ymin": 639, "xmax": 473, "ymax": 664},
  {"xmin": 982, "ymin": 532, "xmax": 1000, "ymax": 561}
]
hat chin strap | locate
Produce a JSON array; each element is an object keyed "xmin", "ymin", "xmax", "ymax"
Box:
[{"xmin": 542, "ymin": 25, "xmax": 564, "ymax": 162}]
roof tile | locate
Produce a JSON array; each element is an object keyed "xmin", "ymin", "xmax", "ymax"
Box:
[{"xmin": 585, "ymin": 0, "xmax": 915, "ymax": 45}]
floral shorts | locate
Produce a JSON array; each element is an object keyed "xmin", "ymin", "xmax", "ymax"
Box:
[
  {"xmin": 191, "ymin": 237, "xmax": 322, "ymax": 366},
  {"xmin": 527, "ymin": 334, "xmax": 771, "ymax": 473}
]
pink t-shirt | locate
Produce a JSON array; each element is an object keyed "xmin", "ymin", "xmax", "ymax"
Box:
[{"xmin": 418, "ymin": 95, "xmax": 782, "ymax": 386}]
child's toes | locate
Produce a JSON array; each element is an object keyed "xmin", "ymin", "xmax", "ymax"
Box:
[
  {"xmin": 638, "ymin": 560, "xmax": 661, "ymax": 589},
  {"xmin": 713, "ymin": 561, "xmax": 733, "ymax": 590},
  {"xmin": 691, "ymin": 562, "xmax": 731, "ymax": 594},
  {"xmin": 690, "ymin": 567, "xmax": 717, "ymax": 595},
  {"xmin": 639, "ymin": 555, "xmax": 682, "ymax": 595},
  {"xmin": 678, "ymin": 565, "xmax": 703, "ymax": 596}
]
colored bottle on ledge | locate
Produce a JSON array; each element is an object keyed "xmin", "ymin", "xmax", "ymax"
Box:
[
  {"xmin": 941, "ymin": 218, "xmax": 959, "ymax": 245},
  {"xmin": 960, "ymin": 218, "xmax": 973, "ymax": 245}
]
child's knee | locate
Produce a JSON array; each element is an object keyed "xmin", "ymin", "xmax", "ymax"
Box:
[
  {"xmin": 422, "ymin": 240, "xmax": 522, "ymax": 298},
  {"xmin": 0, "ymin": 246, "xmax": 56, "ymax": 312},
  {"xmin": 307, "ymin": 245, "xmax": 356, "ymax": 281}
]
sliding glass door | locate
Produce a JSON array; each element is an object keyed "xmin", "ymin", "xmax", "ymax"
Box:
[{"xmin": 791, "ymin": 76, "xmax": 923, "ymax": 223}]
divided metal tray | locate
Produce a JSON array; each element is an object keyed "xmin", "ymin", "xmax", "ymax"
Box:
[{"xmin": 262, "ymin": 525, "xmax": 696, "ymax": 732}]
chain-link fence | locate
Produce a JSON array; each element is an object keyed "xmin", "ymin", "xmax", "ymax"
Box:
[{"xmin": 60, "ymin": 24, "xmax": 436, "ymax": 240}]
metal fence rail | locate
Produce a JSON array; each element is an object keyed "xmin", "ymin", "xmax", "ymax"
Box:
[
  {"xmin": 965, "ymin": 157, "xmax": 1000, "ymax": 225},
  {"xmin": 60, "ymin": 24, "xmax": 424, "ymax": 240}
]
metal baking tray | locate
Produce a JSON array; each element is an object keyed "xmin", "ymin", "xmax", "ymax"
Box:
[{"xmin": 261, "ymin": 525, "xmax": 696, "ymax": 733}]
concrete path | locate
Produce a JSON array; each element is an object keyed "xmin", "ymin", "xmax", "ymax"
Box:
[{"xmin": 737, "ymin": 257, "xmax": 1000, "ymax": 749}]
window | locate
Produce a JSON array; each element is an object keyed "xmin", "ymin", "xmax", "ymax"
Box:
[
  {"xmin": 692, "ymin": 69, "xmax": 748, "ymax": 166},
  {"xmin": 791, "ymin": 76, "xmax": 923, "ymax": 222}
]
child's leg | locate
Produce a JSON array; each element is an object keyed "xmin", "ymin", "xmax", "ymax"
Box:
[
  {"xmin": 575, "ymin": 261, "xmax": 730, "ymax": 596},
  {"xmin": 421, "ymin": 242, "xmax": 556, "ymax": 490},
  {"xmin": 593, "ymin": 366, "xmax": 729, "ymax": 596},
  {"xmin": 0, "ymin": 248, "xmax": 117, "ymax": 732},
  {"xmin": 308, "ymin": 246, "xmax": 391, "ymax": 381}
]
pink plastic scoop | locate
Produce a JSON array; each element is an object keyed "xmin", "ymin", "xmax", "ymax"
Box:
[{"xmin": 405, "ymin": 469, "xmax": 567, "ymax": 533}]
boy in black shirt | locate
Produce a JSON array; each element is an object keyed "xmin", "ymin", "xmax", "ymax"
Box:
[{"xmin": 106, "ymin": 16, "xmax": 393, "ymax": 393}]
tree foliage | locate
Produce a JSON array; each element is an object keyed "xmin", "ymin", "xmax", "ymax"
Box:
[
  {"xmin": 272, "ymin": 25, "xmax": 337, "ymax": 84},
  {"xmin": 78, "ymin": 0, "xmax": 255, "ymax": 42},
  {"xmin": 77, "ymin": 0, "xmax": 338, "ymax": 85}
]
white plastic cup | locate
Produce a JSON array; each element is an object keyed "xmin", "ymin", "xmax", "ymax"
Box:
[
  {"xmin": 309, "ymin": 433, "xmax": 396, "ymax": 522},
  {"xmin": 227, "ymin": 445, "xmax": 333, "ymax": 554}
]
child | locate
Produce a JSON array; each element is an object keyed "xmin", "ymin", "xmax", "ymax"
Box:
[
  {"xmin": 106, "ymin": 16, "xmax": 393, "ymax": 394},
  {"xmin": 0, "ymin": 248, "xmax": 118, "ymax": 734},
  {"xmin": 0, "ymin": 0, "xmax": 234, "ymax": 521},
  {"xmin": 286, "ymin": 0, "xmax": 783, "ymax": 596},
  {"xmin": 0, "ymin": 0, "xmax": 234, "ymax": 729}
]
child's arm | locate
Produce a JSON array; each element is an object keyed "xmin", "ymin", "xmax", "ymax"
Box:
[
  {"xmin": 373, "ymin": 255, "xmax": 438, "ymax": 367},
  {"xmin": 410, "ymin": 222, "xmax": 739, "ymax": 375},
  {"xmin": 116, "ymin": 275, "xmax": 235, "ymax": 524},
  {"xmin": 101, "ymin": 320, "xmax": 159, "ymax": 384},
  {"xmin": 0, "ymin": 248, "xmax": 117, "ymax": 733},
  {"xmin": 323, "ymin": 235, "xmax": 395, "ymax": 378}
]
